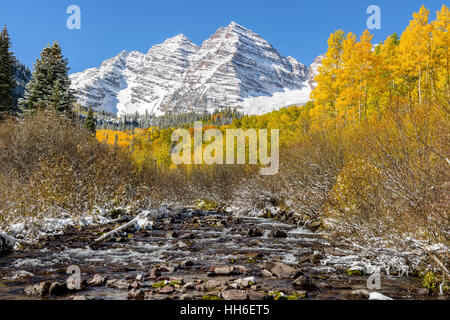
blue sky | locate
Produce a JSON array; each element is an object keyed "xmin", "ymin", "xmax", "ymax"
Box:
[{"xmin": 1, "ymin": 0, "xmax": 446, "ymax": 73}]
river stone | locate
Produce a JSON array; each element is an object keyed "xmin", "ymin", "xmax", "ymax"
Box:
[
  {"xmin": 263, "ymin": 261, "xmax": 299, "ymax": 278},
  {"xmin": 248, "ymin": 228, "xmax": 263, "ymax": 237},
  {"xmin": 269, "ymin": 228, "xmax": 287, "ymax": 238},
  {"xmin": 248, "ymin": 291, "xmax": 271, "ymax": 300},
  {"xmin": 221, "ymin": 289, "xmax": 248, "ymax": 300},
  {"xmin": 147, "ymin": 267, "xmax": 162, "ymax": 279},
  {"xmin": 88, "ymin": 274, "xmax": 108, "ymax": 286},
  {"xmin": 210, "ymin": 266, "xmax": 236, "ymax": 276},
  {"xmin": 350, "ymin": 290, "xmax": 371, "ymax": 299},
  {"xmin": 159, "ymin": 285, "xmax": 175, "ymax": 294},
  {"xmin": 0, "ymin": 234, "xmax": 14, "ymax": 257},
  {"xmin": 24, "ymin": 281, "xmax": 51, "ymax": 296},
  {"xmin": 292, "ymin": 275, "xmax": 317, "ymax": 291},
  {"xmin": 205, "ymin": 280, "xmax": 221, "ymax": 290},
  {"xmin": 49, "ymin": 282, "xmax": 70, "ymax": 296},
  {"xmin": 127, "ymin": 288, "xmax": 145, "ymax": 300}
]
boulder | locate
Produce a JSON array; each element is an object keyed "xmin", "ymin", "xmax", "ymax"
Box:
[
  {"xmin": 49, "ymin": 282, "xmax": 70, "ymax": 296},
  {"xmin": 165, "ymin": 231, "xmax": 179, "ymax": 238},
  {"xmin": 87, "ymin": 274, "xmax": 108, "ymax": 287},
  {"xmin": 350, "ymin": 290, "xmax": 371, "ymax": 299},
  {"xmin": 24, "ymin": 281, "xmax": 51, "ymax": 297},
  {"xmin": 159, "ymin": 285, "xmax": 175, "ymax": 294},
  {"xmin": 248, "ymin": 228, "xmax": 263, "ymax": 237},
  {"xmin": 127, "ymin": 288, "xmax": 145, "ymax": 300},
  {"xmin": 221, "ymin": 289, "xmax": 248, "ymax": 300},
  {"xmin": 209, "ymin": 266, "xmax": 236, "ymax": 276},
  {"xmin": 292, "ymin": 275, "xmax": 317, "ymax": 291},
  {"xmin": 106, "ymin": 279, "xmax": 130, "ymax": 289},
  {"xmin": 147, "ymin": 267, "xmax": 162, "ymax": 279},
  {"xmin": 205, "ymin": 280, "xmax": 221, "ymax": 291},
  {"xmin": 248, "ymin": 291, "xmax": 271, "ymax": 300},
  {"xmin": 180, "ymin": 260, "xmax": 194, "ymax": 267},
  {"xmin": 269, "ymin": 228, "xmax": 287, "ymax": 238},
  {"xmin": 263, "ymin": 261, "xmax": 300, "ymax": 278},
  {"xmin": 0, "ymin": 233, "xmax": 14, "ymax": 257}
]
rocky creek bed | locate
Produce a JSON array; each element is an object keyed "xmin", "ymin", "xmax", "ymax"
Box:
[{"xmin": 0, "ymin": 208, "xmax": 446, "ymax": 300}]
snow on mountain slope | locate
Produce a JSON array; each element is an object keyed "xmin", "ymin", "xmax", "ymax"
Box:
[
  {"xmin": 70, "ymin": 23, "xmax": 318, "ymax": 116},
  {"xmin": 70, "ymin": 34, "xmax": 199, "ymax": 116}
]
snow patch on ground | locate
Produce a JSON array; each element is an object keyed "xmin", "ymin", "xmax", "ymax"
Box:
[{"xmin": 241, "ymin": 85, "xmax": 311, "ymax": 115}]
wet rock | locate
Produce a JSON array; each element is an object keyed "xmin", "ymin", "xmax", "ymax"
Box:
[
  {"xmin": 147, "ymin": 267, "xmax": 162, "ymax": 279},
  {"xmin": 221, "ymin": 289, "xmax": 248, "ymax": 300},
  {"xmin": 248, "ymin": 228, "xmax": 263, "ymax": 237},
  {"xmin": 180, "ymin": 294, "xmax": 195, "ymax": 300},
  {"xmin": 127, "ymin": 288, "xmax": 145, "ymax": 300},
  {"xmin": 129, "ymin": 281, "xmax": 141, "ymax": 289},
  {"xmin": 350, "ymin": 290, "xmax": 371, "ymax": 299},
  {"xmin": 136, "ymin": 274, "xmax": 145, "ymax": 281},
  {"xmin": 209, "ymin": 266, "xmax": 237, "ymax": 276},
  {"xmin": 162, "ymin": 217, "xmax": 174, "ymax": 225},
  {"xmin": 88, "ymin": 274, "xmax": 108, "ymax": 287},
  {"xmin": 183, "ymin": 282, "xmax": 195, "ymax": 290},
  {"xmin": 106, "ymin": 279, "xmax": 130, "ymax": 289},
  {"xmin": 261, "ymin": 270, "xmax": 274, "ymax": 278},
  {"xmin": 24, "ymin": 281, "xmax": 50, "ymax": 297},
  {"xmin": 180, "ymin": 259, "xmax": 194, "ymax": 267},
  {"xmin": 69, "ymin": 295, "xmax": 90, "ymax": 300},
  {"xmin": 0, "ymin": 234, "xmax": 14, "ymax": 257},
  {"xmin": 159, "ymin": 265, "xmax": 176, "ymax": 273},
  {"xmin": 49, "ymin": 282, "xmax": 70, "ymax": 296},
  {"xmin": 269, "ymin": 228, "xmax": 287, "ymax": 238},
  {"xmin": 263, "ymin": 261, "xmax": 300, "ymax": 279},
  {"xmin": 159, "ymin": 285, "xmax": 175, "ymax": 294},
  {"xmin": 205, "ymin": 280, "xmax": 221, "ymax": 291},
  {"xmin": 292, "ymin": 276, "xmax": 317, "ymax": 291},
  {"xmin": 248, "ymin": 291, "xmax": 271, "ymax": 300},
  {"xmin": 165, "ymin": 231, "xmax": 179, "ymax": 238},
  {"xmin": 195, "ymin": 284, "xmax": 206, "ymax": 292},
  {"xmin": 231, "ymin": 277, "xmax": 256, "ymax": 289},
  {"xmin": 179, "ymin": 233, "xmax": 195, "ymax": 240},
  {"xmin": 309, "ymin": 251, "xmax": 324, "ymax": 264}
]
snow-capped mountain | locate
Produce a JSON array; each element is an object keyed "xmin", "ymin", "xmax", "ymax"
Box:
[{"xmin": 70, "ymin": 22, "xmax": 316, "ymax": 116}]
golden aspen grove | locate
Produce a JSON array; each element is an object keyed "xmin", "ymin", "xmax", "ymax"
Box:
[{"xmin": 0, "ymin": 4, "xmax": 448, "ymax": 301}]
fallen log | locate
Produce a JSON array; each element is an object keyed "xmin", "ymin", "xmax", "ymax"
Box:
[{"xmin": 94, "ymin": 211, "xmax": 154, "ymax": 243}]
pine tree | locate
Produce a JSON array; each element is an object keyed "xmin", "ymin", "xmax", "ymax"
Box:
[
  {"xmin": 84, "ymin": 106, "xmax": 96, "ymax": 135},
  {"xmin": 0, "ymin": 25, "xmax": 17, "ymax": 119},
  {"xmin": 21, "ymin": 42, "xmax": 74, "ymax": 116}
]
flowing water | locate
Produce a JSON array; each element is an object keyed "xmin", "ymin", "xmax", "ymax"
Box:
[{"xmin": 0, "ymin": 209, "xmax": 439, "ymax": 300}]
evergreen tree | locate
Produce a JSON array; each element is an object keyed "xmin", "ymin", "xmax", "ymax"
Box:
[
  {"xmin": 21, "ymin": 42, "xmax": 75, "ymax": 116},
  {"xmin": 0, "ymin": 25, "xmax": 17, "ymax": 119},
  {"xmin": 84, "ymin": 106, "xmax": 96, "ymax": 135}
]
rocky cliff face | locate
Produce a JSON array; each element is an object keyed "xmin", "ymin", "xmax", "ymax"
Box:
[{"xmin": 70, "ymin": 22, "xmax": 317, "ymax": 116}]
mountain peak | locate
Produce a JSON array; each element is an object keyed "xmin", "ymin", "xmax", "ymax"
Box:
[{"xmin": 70, "ymin": 23, "xmax": 314, "ymax": 116}]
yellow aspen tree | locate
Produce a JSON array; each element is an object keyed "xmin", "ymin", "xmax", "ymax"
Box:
[
  {"xmin": 311, "ymin": 30, "xmax": 345, "ymax": 127},
  {"xmin": 376, "ymin": 34, "xmax": 401, "ymax": 110},
  {"xmin": 432, "ymin": 5, "xmax": 450, "ymax": 101},
  {"xmin": 336, "ymin": 32, "xmax": 358, "ymax": 123},
  {"xmin": 399, "ymin": 5, "xmax": 433, "ymax": 105}
]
